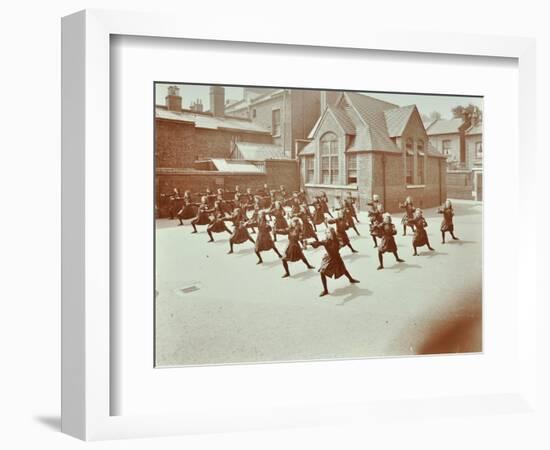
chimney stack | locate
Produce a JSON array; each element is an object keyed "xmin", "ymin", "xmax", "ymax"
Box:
[
  {"xmin": 209, "ymin": 86, "xmax": 225, "ymax": 117},
  {"xmin": 165, "ymin": 85, "xmax": 182, "ymax": 112},
  {"xmin": 190, "ymin": 98, "xmax": 204, "ymax": 112}
]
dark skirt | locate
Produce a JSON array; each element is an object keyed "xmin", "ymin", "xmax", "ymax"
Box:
[
  {"xmin": 255, "ymin": 229, "xmax": 275, "ymax": 252},
  {"xmin": 318, "ymin": 253, "xmax": 346, "ymax": 279},
  {"xmin": 337, "ymin": 230, "xmax": 350, "ymax": 247},
  {"xmin": 230, "ymin": 226, "xmax": 251, "ymax": 244},
  {"xmin": 302, "ymin": 221, "xmax": 317, "ymax": 240},
  {"xmin": 313, "ymin": 210, "xmax": 325, "ymax": 225},
  {"xmin": 440, "ymin": 219, "xmax": 454, "ymax": 232},
  {"xmin": 370, "ymin": 223, "xmax": 383, "ymax": 238},
  {"xmin": 207, "ymin": 219, "xmax": 227, "ymax": 233},
  {"xmin": 178, "ymin": 204, "xmax": 197, "ymax": 220},
  {"xmin": 192, "ymin": 213, "xmax": 211, "ymax": 226},
  {"xmin": 274, "ymin": 215, "xmax": 289, "ymax": 231},
  {"xmin": 378, "ymin": 235, "xmax": 397, "ymax": 253},
  {"xmin": 413, "ymin": 228, "xmax": 429, "ymax": 247},
  {"xmin": 284, "ymin": 242, "xmax": 304, "ymax": 262}
]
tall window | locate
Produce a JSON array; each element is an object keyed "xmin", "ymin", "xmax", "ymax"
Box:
[
  {"xmin": 405, "ymin": 138, "xmax": 414, "ymax": 185},
  {"xmin": 305, "ymin": 157, "xmax": 314, "ymax": 183},
  {"xmin": 320, "ymin": 133, "xmax": 339, "ymax": 185},
  {"xmin": 417, "ymin": 139, "xmax": 425, "ymax": 185},
  {"xmin": 475, "ymin": 141, "xmax": 483, "ymax": 158},
  {"xmin": 347, "ymin": 153, "xmax": 358, "ymax": 184},
  {"xmin": 442, "ymin": 139, "xmax": 452, "ymax": 157},
  {"xmin": 272, "ymin": 109, "xmax": 281, "ymax": 136}
]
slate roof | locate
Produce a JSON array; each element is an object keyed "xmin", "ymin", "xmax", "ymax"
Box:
[
  {"xmin": 232, "ymin": 142, "xmax": 285, "ymax": 160},
  {"xmin": 210, "ymin": 159, "xmax": 263, "ymax": 173},
  {"xmin": 426, "ymin": 117, "xmax": 464, "ymax": 135},
  {"xmin": 155, "ymin": 106, "xmax": 271, "ymax": 134},
  {"xmin": 384, "ymin": 105, "xmax": 416, "ymax": 137},
  {"xmin": 328, "ymin": 104, "xmax": 356, "ymax": 135},
  {"xmin": 341, "ymin": 92, "xmax": 402, "ymax": 153}
]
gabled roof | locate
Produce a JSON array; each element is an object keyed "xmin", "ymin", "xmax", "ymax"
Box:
[
  {"xmin": 426, "ymin": 118, "xmax": 464, "ymax": 136},
  {"xmin": 327, "ymin": 104, "xmax": 356, "ymax": 135},
  {"xmin": 341, "ymin": 92, "xmax": 401, "ymax": 153},
  {"xmin": 232, "ymin": 142, "xmax": 285, "ymax": 160},
  {"xmin": 155, "ymin": 106, "xmax": 271, "ymax": 134},
  {"xmin": 384, "ymin": 105, "xmax": 416, "ymax": 137}
]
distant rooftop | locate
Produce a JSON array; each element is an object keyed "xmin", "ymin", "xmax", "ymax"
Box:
[
  {"xmin": 426, "ymin": 117, "xmax": 464, "ymax": 135},
  {"xmin": 155, "ymin": 106, "xmax": 271, "ymax": 134}
]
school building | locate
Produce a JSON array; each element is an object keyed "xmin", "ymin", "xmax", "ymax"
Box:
[{"xmin": 297, "ymin": 91, "xmax": 447, "ymax": 213}]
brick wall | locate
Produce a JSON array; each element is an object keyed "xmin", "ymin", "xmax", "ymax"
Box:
[
  {"xmin": 371, "ymin": 153, "xmax": 446, "ymax": 213},
  {"xmin": 264, "ymin": 159, "xmax": 300, "ymax": 192},
  {"xmin": 156, "ymin": 159, "xmax": 300, "ymax": 217},
  {"xmin": 447, "ymin": 170, "xmax": 474, "ymax": 200},
  {"xmin": 155, "ymin": 118, "xmax": 272, "ymax": 169}
]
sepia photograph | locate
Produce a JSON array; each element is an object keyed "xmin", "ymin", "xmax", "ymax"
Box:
[{"xmin": 154, "ymin": 83, "xmax": 483, "ymax": 367}]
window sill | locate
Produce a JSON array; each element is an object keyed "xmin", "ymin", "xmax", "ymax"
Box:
[
  {"xmin": 305, "ymin": 183, "xmax": 358, "ymax": 190},
  {"xmin": 406, "ymin": 184, "xmax": 426, "ymax": 189}
]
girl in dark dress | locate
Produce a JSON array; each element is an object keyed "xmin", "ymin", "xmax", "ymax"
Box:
[
  {"xmin": 369, "ymin": 203, "xmax": 384, "ymax": 248},
  {"xmin": 296, "ymin": 205, "xmax": 319, "ymax": 249},
  {"xmin": 319, "ymin": 192, "xmax": 334, "ymax": 218},
  {"xmin": 438, "ymin": 199, "xmax": 459, "ymax": 243},
  {"xmin": 206, "ymin": 201, "xmax": 232, "ymax": 242},
  {"xmin": 281, "ymin": 218, "xmax": 315, "ymax": 278},
  {"xmin": 191, "ymin": 196, "xmax": 214, "ymax": 233},
  {"xmin": 374, "ymin": 213, "xmax": 405, "ymax": 270},
  {"xmin": 344, "ymin": 192, "xmax": 359, "ymax": 223},
  {"xmin": 176, "ymin": 191, "xmax": 197, "ymax": 225},
  {"xmin": 409, "ymin": 208, "xmax": 435, "ymax": 255},
  {"xmin": 342, "ymin": 196, "xmax": 360, "ymax": 236},
  {"xmin": 268, "ymin": 201, "xmax": 289, "ymax": 242},
  {"xmin": 399, "ymin": 196, "xmax": 416, "ymax": 236},
  {"xmin": 246, "ymin": 197, "xmax": 262, "ymax": 233},
  {"xmin": 310, "ymin": 199, "xmax": 324, "ymax": 229},
  {"xmin": 367, "ymin": 194, "xmax": 382, "ymax": 218},
  {"xmin": 227, "ymin": 208, "xmax": 255, "ymax": 254},
  {"xmin": 254, "ymin": 211, "xmax": 282, "ymax": 264},
  {"xmin": 327, "ymin": 211, "xmax": 358, "ymax": 253},
  {"xmin": 312, "ymin": 227, "xmax": 360, "ymax": 297},
  {"xmin": 289, "ymin": 197, "xmax": 302, "ymax": 216},
  {"xmin": 167, "ymin": 188, "xmax": 181, "ymax": 220},
  {"xmin": 200, "ymin": 188, "xmax": 216, "ymax": 208}
]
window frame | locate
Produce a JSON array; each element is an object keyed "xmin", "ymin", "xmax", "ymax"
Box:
[
  {"xmin": 271, "ymin": 108, "xmax": 281, "ymax": 137},
  {"xmin": 320, "ymin": 132, "xmax": 339, "ymax": 185},
  {"xmin": 347, "ymin": 152, "xmax": 358, "ymax": 185}
]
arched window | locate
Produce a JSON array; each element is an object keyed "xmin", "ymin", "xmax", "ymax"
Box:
[
  {"xmin": 320, "ymin": 133, "xmax": 339, "ymax": 185},
  {"xmin": 405, "ymin": 138, "xmax": 414, "ymax": 185},
  {"xmin": 416, "ymin": 139, "xmax": 425, "ymax": 184}
]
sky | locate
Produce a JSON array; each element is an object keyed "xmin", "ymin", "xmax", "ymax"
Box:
[{"xmin": 155, "ymin": 83, "xmax": 483, "ymax": 120}]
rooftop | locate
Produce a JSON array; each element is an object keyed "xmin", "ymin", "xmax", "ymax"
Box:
[
  {"xmin": 426, "ymin": 117, "xmax": 465, "ymax": 135},
  {"xmin": 232, "ymin": 142, "xmax": 286, "ymax": 160},
  {"xmin": 155, "ymin": 106, "xmax": 271, "ymax": 134}
]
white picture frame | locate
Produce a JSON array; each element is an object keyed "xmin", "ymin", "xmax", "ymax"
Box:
[{"xmin": 61, "ymin": 9, "xmax": 538, "ymax": 441}]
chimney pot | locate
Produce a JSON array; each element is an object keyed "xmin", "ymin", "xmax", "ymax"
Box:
[{"xmin": 165, "ymin": 85, "xmax": 182, "ymax": 112}]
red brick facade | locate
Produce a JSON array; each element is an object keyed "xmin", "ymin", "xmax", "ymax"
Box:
[{"xmin": 155, "ymin": 118, "xmax": 273, "ymax": 169}]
